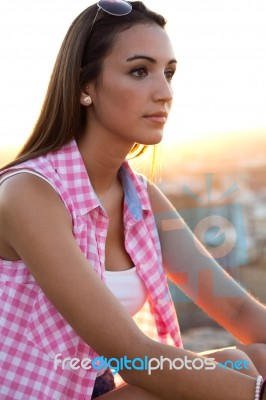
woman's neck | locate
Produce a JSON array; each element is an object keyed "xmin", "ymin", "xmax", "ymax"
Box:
[{"xmin": 76, "ymin": 131, "xmax": 132, "ymax": 197}]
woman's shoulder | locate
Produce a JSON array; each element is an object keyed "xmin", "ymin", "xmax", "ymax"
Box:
[
  {"xmin": 0, "ymin": 148, "xmax": 71, "ymax": 221},
  {"xmin": 0, "ymin": 170, "xmax": 72, "ymax": 253},
  {"xmin": 0, "ymin": 170, "xmax": 66, "ymax": 217},
  {"xmin": 146, "ymin": 179, "xmax": 175, "ymax": 215}
]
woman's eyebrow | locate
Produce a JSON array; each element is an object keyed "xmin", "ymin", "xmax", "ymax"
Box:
[{"xmin": 126, "ymin": 55, "xmax": 177, "ymax": 64}]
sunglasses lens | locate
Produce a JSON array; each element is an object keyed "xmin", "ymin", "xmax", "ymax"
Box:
[{"xmin": 98, "ymin": 0, "xmax": 132, "ymax": 16}]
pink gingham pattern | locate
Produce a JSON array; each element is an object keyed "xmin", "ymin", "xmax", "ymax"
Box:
[{"xmin": 0, "ymin": 140, "xmax": 182, "ymax": 399}]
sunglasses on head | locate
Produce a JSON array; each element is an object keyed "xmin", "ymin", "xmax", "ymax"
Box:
[{"xmin": 88, "ymin": 0, "xmax": 133, "ymax": 40}]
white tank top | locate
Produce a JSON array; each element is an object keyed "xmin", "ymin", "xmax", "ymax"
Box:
[{"xmin": 105, "ymin": 267, "xmax": 148, "ymax": 316}]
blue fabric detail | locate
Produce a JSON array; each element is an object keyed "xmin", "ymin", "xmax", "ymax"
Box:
[{"xmin": 119, "ymin": 166, "xmax": 142, "ymax": 221}]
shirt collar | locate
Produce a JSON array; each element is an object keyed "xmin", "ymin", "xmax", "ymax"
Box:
[{"xmin": 50, "ymin": 139, "xmax": 151, "ymax": 218}]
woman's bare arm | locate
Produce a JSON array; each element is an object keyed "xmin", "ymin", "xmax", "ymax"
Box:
[
  {"xmin": 0, "ymin": 173, "xmax": 259, "ymax": 400},
  {"xmin": 147, "ymin": 181, "xmax": 266, "ymax": 344}
]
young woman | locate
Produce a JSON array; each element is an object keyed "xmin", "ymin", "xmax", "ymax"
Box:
[{"xmin": 0, "ymin": 1, "xmax": 265, "ymax": 399}]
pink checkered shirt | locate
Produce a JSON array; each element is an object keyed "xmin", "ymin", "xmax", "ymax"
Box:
[{"xmin": 0, "ymin": 140, "xmax": 182, "ymax": 399}]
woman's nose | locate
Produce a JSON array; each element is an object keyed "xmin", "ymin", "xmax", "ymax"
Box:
[{"xmin": 153, "ymin": 75, "xmax": 173, "ymax": 103}]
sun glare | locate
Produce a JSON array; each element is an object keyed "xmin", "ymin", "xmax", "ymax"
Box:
[{"xmin": 0, "ymin": 0, "xmax": 266, "ymax": 165}]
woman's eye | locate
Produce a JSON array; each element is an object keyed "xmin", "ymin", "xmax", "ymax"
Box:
[
  {"xmin": 165, "ymin": 68, "xmax": 175, "ymax": 82},
  {"xmin": 130, "ymin": 66, "xmax": 148, "ymax": 78}
]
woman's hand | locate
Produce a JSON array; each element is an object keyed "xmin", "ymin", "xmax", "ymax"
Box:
[{"xmin": 237, "ymin": 343, "xmax": 266, "ymax": 376}]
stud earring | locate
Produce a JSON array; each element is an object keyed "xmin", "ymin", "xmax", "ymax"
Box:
[{"xmin": 83, "ymin": 95, "xmax": 92, "ymax": 106}]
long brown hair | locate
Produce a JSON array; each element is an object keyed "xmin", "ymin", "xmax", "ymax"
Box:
[{"xmin": 2, "ymin": 2, "xmax": 166, "ymax": 170}]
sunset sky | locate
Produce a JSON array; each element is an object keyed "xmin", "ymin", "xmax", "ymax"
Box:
[{"xmin": 0, "ymin": 0, "xmax": 266, "ymax": 160}]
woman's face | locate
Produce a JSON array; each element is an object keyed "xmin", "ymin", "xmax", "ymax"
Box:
[{"xmin": 86, "ymin": 23, "xmax": 177, "ymax": 147}]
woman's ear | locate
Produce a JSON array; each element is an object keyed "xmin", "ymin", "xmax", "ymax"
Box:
[{"xmin": 80, "ymin": 85, "xmax": 93, "ymax": 106}]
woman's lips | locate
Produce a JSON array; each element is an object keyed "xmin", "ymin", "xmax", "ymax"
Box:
[{"xmin": 144, "ymin": 112, "xmax": 168, "ymax": 124}]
